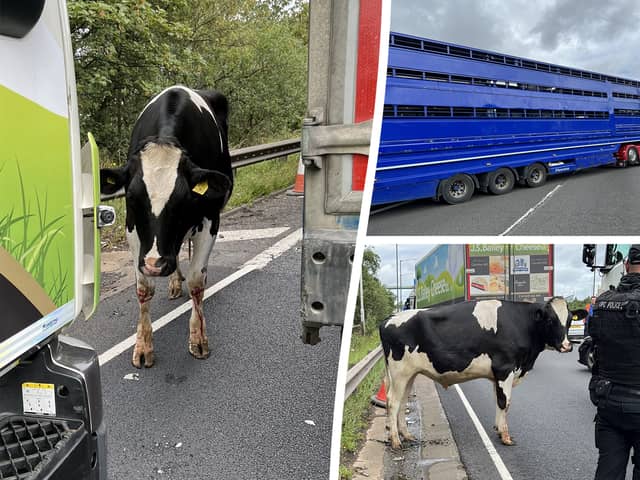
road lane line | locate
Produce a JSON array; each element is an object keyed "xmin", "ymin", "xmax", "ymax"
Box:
[
  {"xmin": 216, "ymin": 227, "xmax": 289, "ymax": 242},
  {"xmin": 98, "ymin": 228, "xmax": 302, "ymax": 366},
  {"xmin": 499, "ymin": 184, "xmax": 563, "ymax": 236},
  {"xmin": 454, "ymin": 385, "xmax": 514, "ymax": 480}
]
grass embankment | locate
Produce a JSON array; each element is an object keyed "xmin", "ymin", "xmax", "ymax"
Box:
[
  {"xmin": 340, "ymin": 328, "xmax": 385, "ymax": 480},
  {"xmin": 100, "ymin": 154, "xmax": 298, "ymax": 248}
]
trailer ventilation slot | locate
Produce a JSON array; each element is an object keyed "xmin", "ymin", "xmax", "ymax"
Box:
[
  {"xmin": 387, "ymin": 67, "xmax": 608, "ymax": 98},
  {"xmin": 385, "ymin": 105, "xmax": 609, "ymax": 120},
  {"xmin": 0, "ymin": 416, "xmax": 83, "ymax": 479},
  {"xmin": 613, "ymin": 92, "xmax": 640, "ymax": 100},
  {"xmin": 390, "ymin": 33, "xmax": 640, "ymax": 88}
]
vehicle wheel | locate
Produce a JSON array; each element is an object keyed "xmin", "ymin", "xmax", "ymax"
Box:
[
  {"xmin": 628, "ymin": 146, "xmax": 639, "ymax": 166},
  {"xmin": 488, "ymin": 168, "xmax": 515, "ymax": 195},
  {"xmin": 440, "ymin": 174, "xmax": 475, "ymax": 204},
  {"xmin": 524, "ymin": 163, "xmax": 547, "ymax": 187}
]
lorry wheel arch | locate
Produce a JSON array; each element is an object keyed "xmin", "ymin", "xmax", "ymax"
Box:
[
  {"xmin": 487, "ymin": 168, "xmax": 516, "ymax": 195},
  {"xmin": 523, "ymin": 163, "xmax": 548, "ymax": 188},
  {"xmin": 439, "ymin": 174, "xmax": 475, "ymax": 204}
]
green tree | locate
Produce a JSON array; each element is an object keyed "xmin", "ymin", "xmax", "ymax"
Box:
[
  {"xmin": 68, "ymin": 0, "xmax": 308, "ymax": 164},
  {"xmin": 357, "ymin": 249, "xmax": 395, "ymax": 334}
]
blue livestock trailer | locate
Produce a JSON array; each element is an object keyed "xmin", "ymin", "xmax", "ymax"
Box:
[{"xmin": 373, "ymin": 32, "xmax": 640, "ymax": 205}]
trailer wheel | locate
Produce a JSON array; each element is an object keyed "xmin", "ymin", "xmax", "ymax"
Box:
[
  {"xmin": 627, "ymin": 147, "xmax": 639, "ymax": 166},
  {"xmin": 524, "ymin": 163, "xmax": 547, "ymax": 187},
  {"xmin": 488, "ymin": 168, "xmax": 515, "ymax": 195},
  {"xmin": 441, "ymin": 174, "xmax": 475, "ymax": 204}
]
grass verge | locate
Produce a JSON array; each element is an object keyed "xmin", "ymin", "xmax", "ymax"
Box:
[
  {"xmin": 100, "ymin": 154, "xmax": 298, "ymax": 248},
  {"xmin": 349, "ymin": 329, "xmax": 381, "ymax": 368},
  {"xmin": 340, "ymin": 358, "xmax": 385, "ymax": 479},
  {"xmin": 340, "ymin": 328, "xmax": 385, "ymax": 479}
]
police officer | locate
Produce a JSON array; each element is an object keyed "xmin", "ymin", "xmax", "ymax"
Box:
[{"xmin": 590, "ymin": 245, "xmax": 640, "ymax": 479}]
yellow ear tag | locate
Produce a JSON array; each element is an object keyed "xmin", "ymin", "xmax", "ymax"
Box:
[
  {"xmin": 107, "ymin": 176, "xmax": 116, "ymax": 185},
  {"xmin": 192, "ymin": 181, "xmax": 209, "ymax": 195}
]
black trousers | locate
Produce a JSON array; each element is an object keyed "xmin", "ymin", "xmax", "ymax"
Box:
[{"xmin": 595, "ymin": 386, "xmax": 640, "ymax": 480}]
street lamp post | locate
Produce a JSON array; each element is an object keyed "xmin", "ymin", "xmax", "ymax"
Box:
[{"xmin": 398, "ymin": 258, "xmax": 417, "ymax": 311}]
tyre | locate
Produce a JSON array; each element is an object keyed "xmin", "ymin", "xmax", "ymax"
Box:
[
  {"xmin": 524, "ymin": 163, "xmax": 547, "ymax": 187},
  {"xmin": 488, "ymin": 168, "xmax": 515, "ymax": 195},
  {"xmin": 627, "ymin": 146, "xmax": 639, "ymax": 166},
  {"xmin": 440, "ymin": 174, "xmax": 475, "ymax": 204}
]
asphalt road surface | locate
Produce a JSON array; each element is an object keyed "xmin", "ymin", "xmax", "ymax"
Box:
[
  {"xmin": 66, "ymin": 192, "xmax": 341, "ymax": 480},
  {"xmin": 367, "ymin": 165, "xmax": 640, "ymax": 236},
  {"xmin": 438, "ymin": 347, "xmax": 634, "ymax": 480}
]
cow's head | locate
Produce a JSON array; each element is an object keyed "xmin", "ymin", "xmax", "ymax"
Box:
[
  {"xmin": 100, "ymin": 140, "xmax": 231, "ymax": 277},
  {"xmin": 541, "ymin": 297, "xmax": 588, "ymax": 353}
]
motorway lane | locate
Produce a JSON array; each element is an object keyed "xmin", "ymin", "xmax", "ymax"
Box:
[
  {"xmin": 367, "ymin": 164, "xmax": 640, "ymax": 236},
  {"xmin": 65, "ymin": 193, "xmax": 342, "ymax": 479},
  {"xmin": 437, "ymin": 348, "xmax": 634, "ymax": 479}
]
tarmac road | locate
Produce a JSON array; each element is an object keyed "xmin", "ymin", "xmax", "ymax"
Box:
[
  {"xmin": 367, "ymin": 164, "xmax": 640, "ymax": 236},
  {"xmin": 65, "ymin": 192, "xmax": 341, "ymax": 480},
  {"xmin": 437, "ymin": 347, "xmax": 634, "ymax": 480}
]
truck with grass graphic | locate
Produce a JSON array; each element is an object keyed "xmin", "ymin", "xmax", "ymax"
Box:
[
  {"xmin": 0, "ymin": 2, "xmax": 111, "ymax": 478},
  {"xmin": 416, "ymin": 244, "xmax": 553, "ymax": 308}
]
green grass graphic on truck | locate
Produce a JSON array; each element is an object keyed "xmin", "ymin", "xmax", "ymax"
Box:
[{"xmin": 0, "ymin": 85, "xmax": 74, "ymax": 307}]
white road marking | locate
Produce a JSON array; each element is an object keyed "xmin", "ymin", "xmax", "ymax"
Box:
[
  {"xmin": 98, "ymin": 228, "xmax": 301, "ymax": 366},
  {"xmin": 499, "ymin": 184, "xmax": 563, "ymax": 236},
  {"xmin": 216, "ymin": 227, "xmax": 289, "ymax": 242},
  {"xmin": 454, "ymin": 385, "xmax": 514, "ymax": 480}
]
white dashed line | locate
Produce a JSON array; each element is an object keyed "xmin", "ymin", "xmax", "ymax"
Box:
[
  {"xmin": 216, "ymin": 227, "xmax": 289, "ymax": 242},
  {"xmin": 454, "ymin": 385, "xmax": 514, "ymax": 480},
  {"xmin": 98, "ymin": 228, "xmax": 302, "ymax": 366},
  {"xmin": 500, "ymin": 184, "xmax": 563, "ymax": 236}
]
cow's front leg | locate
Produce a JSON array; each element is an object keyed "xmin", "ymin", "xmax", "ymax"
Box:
[
  {"xmin": 133, "ymin": 275, "xmax": 155, "ymax": 368},
  {"xmin": 168, "ymin": 266, "xmax": 184, "ymax": 299},
  {"xmin": 494, "ymin": 371, "xmax": 516, "ymax": 446},
  {"xmin": 186, "ymin": 218, "xmax": 217, "ymax": 359},
  {"xmin": 188, "ymin": 280, "xmax": 208, "ymax": 358}
]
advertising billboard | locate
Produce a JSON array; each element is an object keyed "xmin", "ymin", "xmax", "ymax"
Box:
[
  {"xmin": 466, "ymin": 245, "xmax": 553, "ymax": 303},
  {"xmin": 415, "ymin": 245, "xmax": 465, "ymax": 308}
]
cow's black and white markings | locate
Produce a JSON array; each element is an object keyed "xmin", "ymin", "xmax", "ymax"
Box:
[
  {"xmin": 379, "ymin": 297, "xmax": 587, "ymax": 449},
  {"xmin": 100, "ymin": 85, "xmax": 233, "ymax": 368}
]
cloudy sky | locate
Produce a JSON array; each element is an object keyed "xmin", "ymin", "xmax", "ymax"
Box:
[
  {"xmin": 367, "ymin": 243, "xmax": 617, "ymax": 304},
  {"xmin": 391, "ymin": 0, "xmax": 640, "ymax": 79}
]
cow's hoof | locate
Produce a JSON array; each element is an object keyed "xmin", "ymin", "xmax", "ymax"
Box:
[
  {"xmin": 400, "ymin": 432, "xmax": 416, "ymax": 442},
  {"xmin": 390, "ymin": 438, "xmax": 403, "ymax": 450},
  {"xmin": 499, "ymin": 433, "xmax": 515, "ymax": 446},
  {"xmin": 189, "ymin": 339, "xmax": 210, "ymax": 359},
  {"xmin": 168, "ymin": 282, "xmax": 182, "ymax": 299},
  {"xmin": 132, "ymin": 351, "xmax": 155, "ymax": 369}
]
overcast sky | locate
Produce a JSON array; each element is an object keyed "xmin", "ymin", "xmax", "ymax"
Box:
[
  {"xmin": 391, "ymin": 0, "xmax": 640, "ymax": 79},
  {"xmin": 367, "ymin": 244, "xmax": 608, "ymax": 304}
]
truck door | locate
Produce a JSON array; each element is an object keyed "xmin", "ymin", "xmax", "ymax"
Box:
[{"xmin": 301, "ymin": 0, "xmax": 381, "ymax": 343}]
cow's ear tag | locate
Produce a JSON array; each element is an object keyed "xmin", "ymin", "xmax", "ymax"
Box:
[
  {"xmin": 106, "ymin": 176, "xmax": 116, "ymax": 185},
  {"xmin": 192, "ymin": 181, "xmax": 208, "ymax": 195}
]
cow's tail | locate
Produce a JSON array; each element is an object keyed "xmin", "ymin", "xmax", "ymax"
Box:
[
  {"xmin": 378, "ymin": 319, "xmax": 390, "ymax": 366},
  {"xmin": 378, "ymin": 319, "xmax": 393, "ymax": 413}
]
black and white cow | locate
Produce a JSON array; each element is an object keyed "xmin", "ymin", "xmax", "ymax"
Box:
[
  {"xmin": 100, "ymin": 85, "xmax": 233, "ymax": 368},
  {"xmin": 379, "ymin": 297, "xmax": 587, "ymax": 449}
]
